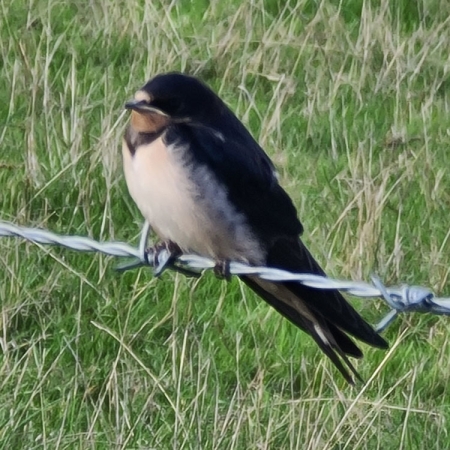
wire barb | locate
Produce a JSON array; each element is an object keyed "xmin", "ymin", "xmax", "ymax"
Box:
[{"xmin": 1, "ymin": 220, "xmax": 449, "ymax": 331}]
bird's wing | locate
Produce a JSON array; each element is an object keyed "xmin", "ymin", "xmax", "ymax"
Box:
[
  {"xmin": 164, "ymin": 119, "xmax": 386, "ymax": 345},
  {"xmin": 164, "ymin": 118, "xmax": 387, "ymax": 383}
]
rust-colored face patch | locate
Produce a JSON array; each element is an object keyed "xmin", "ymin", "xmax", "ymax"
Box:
[
  {"xmin": 128, "ymin": 89, "xmax": 170, "ymax": 133},
  {"xmin": 130, "ymin": 110, "xmax": 170, "ymax": 134}
]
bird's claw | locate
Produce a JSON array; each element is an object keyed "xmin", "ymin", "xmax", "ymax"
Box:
[
  {"xmin": 213, "ymin": 259, "xmax": 231, "ymax": 281},
  {"xmin": 146, "ymin": 241, "xmax": 182, "ymax": 277},
  {"xmin": 145, "ymin": 241, "xmax": 201, "ymax": 278}
]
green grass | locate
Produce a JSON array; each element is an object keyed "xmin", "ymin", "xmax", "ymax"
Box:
[{"xmin": 1, "ymin": 0, "xmax": 450, "ymax": 448}]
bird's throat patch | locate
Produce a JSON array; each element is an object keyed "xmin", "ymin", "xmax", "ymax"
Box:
[{"xmin": 130, "ymin": 110, "xmax": 170, "ymax": 134}]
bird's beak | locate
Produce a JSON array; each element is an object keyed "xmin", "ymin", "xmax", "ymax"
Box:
[{"xmin": 124, "ymin": 100, "xmax": 168, "ymax": 116}]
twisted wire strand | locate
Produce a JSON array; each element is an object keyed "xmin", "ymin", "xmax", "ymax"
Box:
[{"xmin": 1, "ymin": 221, "xmax": 449, "ymax": 331}]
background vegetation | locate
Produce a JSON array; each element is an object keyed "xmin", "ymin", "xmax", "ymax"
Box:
[{"xmin": 1, "ymin": 0, "xmax": 449, "ymax": 448}]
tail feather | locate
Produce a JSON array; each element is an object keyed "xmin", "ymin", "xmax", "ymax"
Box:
[
  {"xmin": 241, "ymin": 275, "xmax": 363, "ymax": 383},
  {"xmin": 326, "ymin": 322, "xmax": 363, "ymax": 358},
  {"xmin": 266, "ymin": 237, "xmax": 388, "ymax": 350},
  {"xmin": 307, "ymin": 323, "xmax": 363, "ymax": 385},
  {"xmin": 240, "ymin": 236, "xmax": 388, "ymax": 383}
]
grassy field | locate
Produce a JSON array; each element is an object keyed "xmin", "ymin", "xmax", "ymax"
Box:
[{"xmin": 1, "ymin": 0, "xmax": 450, "ymax": 448}]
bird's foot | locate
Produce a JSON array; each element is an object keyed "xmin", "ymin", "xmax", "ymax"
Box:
[
  {"xmin": 145, "ymin": 241, "xmax": 201, "ymax": 278},
  {"xmin": 213, "ymin": 259, "xmax": 231, "ymax": 281},
  {"xmin": 146, "ymin": 241, "xmax": 182, "ymax": 277}
]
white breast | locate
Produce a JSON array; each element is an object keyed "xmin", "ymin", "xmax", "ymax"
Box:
[{"xmin": 122, "ymin": 136, "xmax": 264, "ymax": 264}]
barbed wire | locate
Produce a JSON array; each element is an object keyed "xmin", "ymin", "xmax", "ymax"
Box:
[{"xmin": 1, "ymin": 220, "xmax": 449, "ymax": 332}]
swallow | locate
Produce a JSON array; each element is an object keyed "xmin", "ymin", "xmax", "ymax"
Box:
[{"xmin": 122, "ymin": 72, "xmax": 388, "ymax": 383}]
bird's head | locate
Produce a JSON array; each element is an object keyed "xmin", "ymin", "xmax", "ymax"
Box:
[{"xmin": 125, "ymin": 73, "xmax": 222, "ymax": 133}]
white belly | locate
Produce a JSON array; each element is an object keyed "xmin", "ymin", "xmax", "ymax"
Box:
[{"xmin": 122, "ymin": 136, "xmax": 264, "ymax": 264}]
